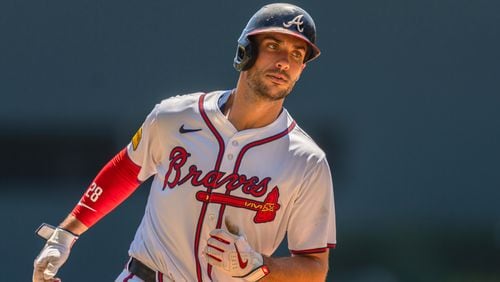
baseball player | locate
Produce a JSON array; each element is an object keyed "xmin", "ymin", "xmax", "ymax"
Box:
[{"xmin": 33, "ymin": 3, "xmax": 336, "ymax": 282}]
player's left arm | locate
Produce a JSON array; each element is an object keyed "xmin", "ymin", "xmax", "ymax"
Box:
[
  {"xmin": 261, "ymin": 251, "xmax": 329, "ymax": 282},
  {"xmin": 262, "ymin": 155, "xmax": 335, "ymax": 281},
  {"xmin": 206, "ymin": 155, "xmax": 336, "ymax": 281}
]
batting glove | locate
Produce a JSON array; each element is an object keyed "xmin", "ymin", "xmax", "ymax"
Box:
[
  {"xmin": 205, "ymin": 229, "xmax": 269, "ymax": 281},
  {"xmin": 33, "ymin": 227, "xmax": 78, "ymax": 282}
]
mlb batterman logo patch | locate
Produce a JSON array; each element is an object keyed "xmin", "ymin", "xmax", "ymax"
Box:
[{"xmin": 132, "ymin": 127, "xmax": 142, "ymax": 151}]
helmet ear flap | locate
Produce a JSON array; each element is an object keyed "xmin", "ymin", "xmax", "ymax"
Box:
[{"xmin": 234, "ymin": 38, "xmax": 257, "ymax": 71}]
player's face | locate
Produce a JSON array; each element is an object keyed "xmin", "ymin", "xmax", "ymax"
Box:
[{"xmin": 245, "ymin": 33, "xmax": 307, "ymax": 101}]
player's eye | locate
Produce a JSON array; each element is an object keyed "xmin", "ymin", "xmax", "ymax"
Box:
[
  {"xmin": 267, "ymin": 42, "xmax": 279, "ymax": 50},
  {"xmin": 291, "ymin": 50, "xmax": 304, "ymax": 61}
]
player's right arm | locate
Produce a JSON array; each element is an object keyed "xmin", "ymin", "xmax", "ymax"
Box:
[
  {"xmin": 33, "ymin": 102, "xmax": 167, "ymax": 282},
  {"xmin": 33, "ymin": 147, "xmax": 143, "ymax": 282}
]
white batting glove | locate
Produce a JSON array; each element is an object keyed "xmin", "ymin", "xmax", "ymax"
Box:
[
  {"xmin": 205, "ymin": 229, "xmax": 268, "ymax": 281},
  {"xmin": 33, "ymin": 227, "xmax": 78, "ymax": 282}
]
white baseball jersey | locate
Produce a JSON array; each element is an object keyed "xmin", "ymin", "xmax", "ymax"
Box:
[{"xmin": 125, "ymin": 90, "xmax": 336, "ymax": 281}]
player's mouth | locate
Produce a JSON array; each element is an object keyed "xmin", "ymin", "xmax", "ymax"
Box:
[{"xmin": 266, "ymin": 72, "xmax": 289, "ymax": 85}]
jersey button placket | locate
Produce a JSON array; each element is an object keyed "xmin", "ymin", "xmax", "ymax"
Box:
[
  {"xmin": 226, "ymin": 138, "xmax": 240, "ymax": 161},
  {"xmin": 227, "ymin": 138, "xmax": 241, "ymax": 160}
]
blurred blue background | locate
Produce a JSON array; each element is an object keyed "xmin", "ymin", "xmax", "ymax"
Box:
[{"xmin": 1, "ymin": 0, "xmax": 499, "ymax": 281}]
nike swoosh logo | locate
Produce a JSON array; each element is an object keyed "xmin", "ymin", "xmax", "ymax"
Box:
[
  {"xmin": 179, "ymin": 124, "xmax": 202, "ymax": 134},
  {"xmin": 234, "ymin": 243, "xmax": 248, "ymax": 269},
  {"xmin": 77, "ymin": 202, "xmax": 96, "ymax": 212}
]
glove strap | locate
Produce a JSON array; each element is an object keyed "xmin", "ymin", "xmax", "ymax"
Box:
[
  {"xmin": 36, "ymin": 223, "xmax": 78, "ymax": 248},
  {"xmin": 243, "ymin": 265, "xmax": 270, "ymax": 282},
  {"xmin": 49, "ymin": 227, "xmax": 79, "ymax": 248}
]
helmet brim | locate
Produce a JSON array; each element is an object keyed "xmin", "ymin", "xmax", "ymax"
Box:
[{"xmin": 247, "ymin": 28, "xmax": 321, "ymax": 62}]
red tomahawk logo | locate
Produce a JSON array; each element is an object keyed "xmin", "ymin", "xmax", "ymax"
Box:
[{"xmin": 196, "ymin": 187, "xmax": 281, "ymax": 223}]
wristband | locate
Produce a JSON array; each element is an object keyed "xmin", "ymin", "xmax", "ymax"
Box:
[{"xmin": 243, "ymin": 265, "xmax": 270, "ymax": 282}]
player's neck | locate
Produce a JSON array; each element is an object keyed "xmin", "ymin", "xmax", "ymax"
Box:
[{"xmin": 225, "ymin": 87, "xmax": 284, "ymax": 131}]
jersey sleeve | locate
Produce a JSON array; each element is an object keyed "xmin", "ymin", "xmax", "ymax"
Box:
[
  {"xmin": 287, "ymin": 157, "xmax": 336, "ymax": 254},
  {"xmin": 126, "ymin": 103, "xmax": 168, "ymax": 182},
  {"xmin": 70, "ymin": 148, "xmax": 142, "ymax": 227},
  {"xmin": 70, "ymin": 103, "xmax": 170, "ymax": 227}
]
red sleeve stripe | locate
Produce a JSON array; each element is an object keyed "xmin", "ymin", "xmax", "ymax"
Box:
[
  {"xmin": 290, "ymin": 244, "xmax": 337, "ymax": 255},
  {"xmin": 71, "ymin": 148, "xmax": 142, "ymax": 227}
]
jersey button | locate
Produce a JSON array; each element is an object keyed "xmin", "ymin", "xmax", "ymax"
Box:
[
  {"xmin": 232, "ymin": 140, "xmax": 239, "ymax": 146},
  {"xmin": 227, "ymin": 154, "xmax": 234, "ymax": 160},
  {"xmin": 208, "ymin": 214, "xmax": 215, "ymax": 221}
]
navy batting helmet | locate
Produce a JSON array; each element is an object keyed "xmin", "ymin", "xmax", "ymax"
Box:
[{"xmin": 234, "ymin": 3, "xmax": 321, "ymax": 71}]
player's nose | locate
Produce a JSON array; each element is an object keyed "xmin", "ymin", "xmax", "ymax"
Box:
[{"xmin": 275, "ymin": 54, "xmax": 290, "ymax": 71}]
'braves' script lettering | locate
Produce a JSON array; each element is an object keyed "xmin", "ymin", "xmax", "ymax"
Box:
[{"xmin": 163, "ymin": 146, "xmax": 271, "ymax": 197}]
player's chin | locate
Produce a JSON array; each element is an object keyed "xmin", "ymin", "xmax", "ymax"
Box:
[
  {"xmin": 266, "ymin": 87, "xmax": 292, "ymax": 101},
  {"xmin": 272, "ymin": 81, "xmax": 295, "ymax": 96}
]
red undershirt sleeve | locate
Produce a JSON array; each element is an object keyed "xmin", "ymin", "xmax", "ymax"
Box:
[{"xmin": 70, "ymin": 148, "xmax": 142, "ymax": 228}]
